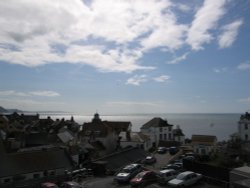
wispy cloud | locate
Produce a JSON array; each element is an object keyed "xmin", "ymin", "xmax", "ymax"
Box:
[
  {"xmin": 126, "ymin": 75, "xmax": 148, "ymax": 86},
  {"xmin": 29, "ymin": 91, "xmax": 60, "ymax": 97},
  {"xmin": 238, "ymin": 98, "xmax": 250, "ymax": 104},
  {"xmin": 153, "ymin": 75, "xmax": 170, "ymax": 82},
  {"xmin": 0, "ymin": 98, "xmax": 65, "ymax": 111},
  {"xmin": 168, "ymin": 53, "xmax": 189, "ymax": 64},
  {"xmin": 106, "ymin": 101, "xmax": 162, "ymax": 107},
  {"xmin": 237, "ymin": 62, "xmax": 250, "ymax": 71},
  {"xmin": 0, "ymin": 90, "xmax": 60, "ymax": 97},
  {"xmin": 187, "ymin": 0, "xmax": 227, "ymax": 50},
  {"xmin": 213, "ymin": 67, "xmax": 227, "ymax": 73},
  {"xmin": 0, "ymin": 90, "xmax": 29, "ymax": 97},
  {"xmin": 218, "ymin": 19, "xmax": 243, "ymax": 48}
]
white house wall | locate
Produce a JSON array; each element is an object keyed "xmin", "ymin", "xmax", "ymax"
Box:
[{"xmin": 238, "ymin": 119, "xmax": 250, "ymax": 141}]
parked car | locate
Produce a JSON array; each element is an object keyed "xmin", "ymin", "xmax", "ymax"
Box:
[
  {"xmin": 130, "ymin": 171, "xmax": 158, "ymax": 187},
  {"xmin": 157, "ymin": 147, "xmax": 168, "ymax": 154},
  {"xmin": 114, "ymin": 163, "xmax": 142, "ymax": 184},
  {"xmin": 157, "ymin": 169, "xmax": 178, "ymax": 184},
  {"xmin": 168, "ymin": 171, "xmax": 202, "ymax": 187},
  {"xmin": 41, "ymin": 182, "xmax": 59, "ymax": 188},
  {"xmin": 161, "ymin": 164, "xmax": 182, "ymax": 171},
  {"xmin": 61, "ymin": 181, "xmax": 82, "ymax": 188},
  {"xmin": 174, "ymin": 162, "xmax": 183, "ymax": 168},
  {"xmin": 142, "ymin": 156, "xmax": 157, "ymax": 164},
  {"xmin": 183, "ymin": 155, "xmax": 196, "ymax": 162},
  {"xmin": 169, "ymin": 147, "xmax": 179, "ymax": 155}
]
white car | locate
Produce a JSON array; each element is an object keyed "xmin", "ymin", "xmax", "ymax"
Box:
[
  {"xmin": 168, "ymin": 171, "xmax": 202, "ymax": 187},
  {"xmin": 157, "ymin": 169, "xmax": 178, "ymax": 184}
]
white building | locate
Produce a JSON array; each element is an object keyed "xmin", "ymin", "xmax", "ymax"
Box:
[
  {"xmin": 191, "ymin": 135, "xmax": 217, "ymax": 156},
  {"xmin": 140, "ymin": 117, "xmax": 174, "ymax": 147},
  {"xmin": 119, "ymin": 132, "xmax": 152, "ymax": 151},
  {"xmin": 238, "ymin": 112, "xmax": 250, "ymax": 142},
  {"xmin": 173, "ymin": 125, "xmax": 185, "ymax": 144}
]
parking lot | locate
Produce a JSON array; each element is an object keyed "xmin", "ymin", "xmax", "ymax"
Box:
[{"xmin": 82, "ymin": 151, "xmax": 224, "ymax": 188}]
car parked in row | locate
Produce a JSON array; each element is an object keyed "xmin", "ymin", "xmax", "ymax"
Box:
[
  {"xmin": 41, "ymin": 182, "xmax": 59, "ymax": 188},
  {"xmin": 157, "ymin": 169, "xmax": 178, "ymax": 185},
  {"xmin": 113, "ymin": 163, "xmax": 142, "ymax": 184},
  {"xmin": 169, "ymin": 146, "xmax": 179, "ymax": 155},
  {"xmin": 61, "ymin": 181, "xmax": 82, "ymax": 188},
  {"xmin": 142, "ymin": 156, "xmax": 157, "ymax": 165},
  {"xmin": 157, "ymin": 147, "xmax": 168, "ymax": 154},
  {"xmin": 130, "ymin": 170, "xmax": 158, "ymax": 187},
  {"xmin": 161, "ymin": 164, "xmax": 182, "ymax": 172},
  {"xmin": 41, "ymin": 181, "xmax": 82, "ymax": 188},
  {"xmin": 168, "ymin": 171, "xmax": 202, "ymax": 187}
]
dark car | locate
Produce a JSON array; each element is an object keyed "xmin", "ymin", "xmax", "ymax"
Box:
[
  {"xmin": 114, "ymin": 163, "xmax": 142, "ymax": 184},
  {"xmin": 142, "ymin": 156, "xmax": 157, "ymax": 165},
  {"xmin": 161, "ymin": 164, "xmax": 182, "ymax": 171},
  {"xmin": 169, "ymin": 147, "xmax": 179, "ymax": 155},
  {"xmin": 130, "ymin": 171, "xmax": 158, "ymax": 187},
  {"xmin": 157, "ymin": 147, "xmax": 167, "ymax": 154},
  {"xmin": 61, "ymin": 181, "xmax": 82, "ymax": 188}
]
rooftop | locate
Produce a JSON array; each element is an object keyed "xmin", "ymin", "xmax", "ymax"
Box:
[{"xmin": 141, "ymin": 117, "xmax": 173, "ymax": 129}]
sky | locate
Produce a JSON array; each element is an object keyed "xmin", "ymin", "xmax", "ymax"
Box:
[{"xmin": 0, "ymin": 0, "xmax": 250, "ymax": 114}]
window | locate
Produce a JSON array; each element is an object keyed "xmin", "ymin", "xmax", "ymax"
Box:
[
  {"xmin": 168, "ymin": 127, "xmax": 172, "ymax": 131},
  {"xmin": 33, "ymin": 174, "xmax": 40, "ymax": 179},
  {"xmin": 4, "ymin": 178, "xmax": 11, "ymax": 183},
  {"xmin": 245, "ymin": 134, "xmax": 248, "ymax": 141},
  {"xmin": 245, "ymin": 124, "xmax": 248, "ymax": 130},
  {"xmin": 164, "ymin": 134, "xmax": 167, "ymax": 140},
  {"xmin": 50, "ymin": 171, "xmax": 55, "ymax": 176},
  {"xmin": 159, "ymin": 134, "xmax": 162, "ymax": 140},
  {"xmin": 168, "ymin": 133, "xmax": 171, "ymax": 139},
  {"xmin": 160, "ymin": 127, "xmax": 162, "ymax": 132}
]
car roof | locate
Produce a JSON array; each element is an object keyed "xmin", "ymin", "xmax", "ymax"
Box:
[
  {"xmin": 160, "ymin": 169, "xmax": 175, "ymax": 173},
  {"xmin": 124, "ymin": 163, "xmax": 140, "ymax": 169},
  {"xmin": 63, "ymin": 181, "xmax": 80, "ymax": 186},
  {"xmin": 179, "ymin": 171, "xmax": 194, "ymax": 176},
  {"xmin": 138, "ymin": 170, "xmax": 152, "ymax": 175},
  {"xmin": 42, "ymin": 182, "xmax": 57, "ymax": 186}
]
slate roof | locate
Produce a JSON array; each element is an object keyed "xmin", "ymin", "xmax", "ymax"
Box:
[
  {"xmin": 94, "ymin": 147, "xmax": 148, "ymax": 171},
  {"xmin": 125, "ymin": 132, "xmax": 150, "ymax": 142},
  {"xmin": 104, "ymin": 121, "xmax": 131, "ymax": 133},
  {"xmin": 141, "ymin": 117, "xmax": 173, "ymax": 129},
  {"xmin": 191, "ymin": 135, "xmax": 217, "ymax": 145},
  {"xmin": 0, "ymin": 148, "xmax": 73, "ymax": 178},
  {"xmin": 82, "ymin": 121, "xmax": 110, "ymax": 137}
]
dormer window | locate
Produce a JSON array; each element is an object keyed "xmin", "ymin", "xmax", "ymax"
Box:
[{"xmin": 94, "ymin": 131, "xmax": 101, "ymax": 135}]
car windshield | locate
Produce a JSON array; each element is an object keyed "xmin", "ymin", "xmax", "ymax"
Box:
[
  {"xmin": 121, "ymin": 168, "xmax": 133, "ymax": 173},
  {"xmin": 158, "ymin": 172, "xmax": 165, "ymax": 177},
  {"xmin": 135, "ymin": 172, "xmax": 146, "ymax": 178}
]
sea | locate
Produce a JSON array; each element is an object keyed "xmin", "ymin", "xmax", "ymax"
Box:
[{"xmin": 40, "ymin": 113, "xmax": 242, "ymax": 141}]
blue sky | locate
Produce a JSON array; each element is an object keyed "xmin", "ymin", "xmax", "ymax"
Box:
[{"xmin": 0, "ymin": 0, "xmax": 250, "ymax": 114}]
